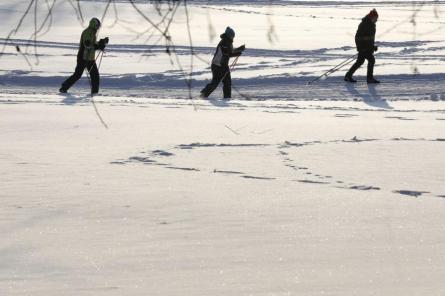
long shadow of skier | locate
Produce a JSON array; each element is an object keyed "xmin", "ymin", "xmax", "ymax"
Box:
[{"xmin": 345, "ymin": 83, "xmax": 393, "ymax": 109}]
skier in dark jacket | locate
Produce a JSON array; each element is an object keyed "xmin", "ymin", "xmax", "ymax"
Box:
[
  {"xmin": 200, "ymin": 27, "xmax": 245, "ymax": 99},
  {"xmin": 60, "ymin": 18, "xmax": 109, "ymax": 95},
  {"xmin": 345, "ymin": 9, "xmax": 380, "ymax": 84}
]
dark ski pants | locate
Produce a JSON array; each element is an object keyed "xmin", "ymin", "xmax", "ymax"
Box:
[
  {"xmin": 201, "ymin": 64, "xmax": 231, "ymax": 98},
  {"xmin": 61, "ymin": 59, "xmax": 99, "ymax": 93},
  {"xmin": 346, "ymin": 51, "xmax": 375, "ymax": 79}
]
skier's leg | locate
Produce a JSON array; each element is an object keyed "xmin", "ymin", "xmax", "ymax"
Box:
[
  {"xmin": 87, "ymin": 62, "xmax": 100, "ymax": 94},
  {"xmin": 366, "ymin": 53, "xmax": 379, "ymax": 83},
  {"xmin": 366, "ymin": 53, "xmax": 375, "ymax": 80},
  {"xmin": 61, "ymin": 59, "xmax": 86, "ymax": 92},
  {"xmin": 346, "ymin": 52, "xmax": 365, "ymax": 78},
  {"xmin": 222, "ymin": 69, "xmax": 231, "ymax": 99},
  {"xmin": 201, "ymin": 65, "xmax": 223, "ymax": 97}
]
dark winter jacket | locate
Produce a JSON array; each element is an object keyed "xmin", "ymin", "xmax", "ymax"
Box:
[
  {"xmin": 355, "ymin": 16, "xmax": 376, "ymax": 53},
  {"xmin": 211, "ymin": 33, "xmax": 243, "ymax": 67}
]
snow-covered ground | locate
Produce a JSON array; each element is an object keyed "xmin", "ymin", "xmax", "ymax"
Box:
[
  {"xmin": 3, "ymin": 0, "xmax": 445, "ymax": 96},
  {"xmin": 1, "ymin": 1, "xmax": 445, "ymax": 295}
]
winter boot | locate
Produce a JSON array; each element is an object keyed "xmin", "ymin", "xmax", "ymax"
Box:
[
  {"xmin": 367, "ymin": 77, "xmax": 380, "ymax": 84},
  {"xmin": 344, "ymin": 74, "xmax": 357, "ymax": 83}
]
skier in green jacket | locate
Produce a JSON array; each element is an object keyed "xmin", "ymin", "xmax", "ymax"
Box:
[{"xmin": 60, "ymin": 18, "xmax": 109, "ymax": 95}]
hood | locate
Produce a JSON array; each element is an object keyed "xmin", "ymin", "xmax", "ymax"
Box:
[
  {"xmin": 362, "ymin": 16, "xmax": 376, "ymax": 26},
  {"xmin": 89, "ymin": 18, "xmax": 101, "ymax": 30},
  {"xmin": 223, "ymin": 26, "xmax": 235, "ymax": 40},
  {"xmin": 220, "ymin": 33, "xmax": 233, "ymax": 42}
]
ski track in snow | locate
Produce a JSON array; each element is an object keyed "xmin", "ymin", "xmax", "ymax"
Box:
[
  {"xmin": 3, "ymin": 79, "xmax": 445, "ymax": 104},
  {"xmin": 3, "ymin": 37, "xmax": 445, "ymax": 102}
]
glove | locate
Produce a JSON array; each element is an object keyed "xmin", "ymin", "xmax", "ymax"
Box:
[
  {"xmin": 238, "ymin": 44, "xmax": 246, "ymax": 52},
  {"xmin": 98, "ymin": 37, "xmax": 109, "ymax": 50},
  {"xmin": 374, "ymin": 45, "xmax": 378, "ymax": 52}
]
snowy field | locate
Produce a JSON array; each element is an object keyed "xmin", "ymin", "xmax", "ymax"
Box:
[{"xmin": 1, "ymin": 1, "xmax": 445, "ymax": 295}]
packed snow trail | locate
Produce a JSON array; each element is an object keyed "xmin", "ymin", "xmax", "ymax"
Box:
[{"xmin": 2, "ymin": 73, "xmax": 445, "ymax": 102}]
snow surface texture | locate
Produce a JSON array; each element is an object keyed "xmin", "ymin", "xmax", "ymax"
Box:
[{"xmin": 1, "ymin": 1, "xmax": 445, "ymax": 295}]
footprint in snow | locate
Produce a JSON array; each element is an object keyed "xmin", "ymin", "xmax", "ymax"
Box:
[
  {"xmin": 348, "ymin": 185, "xmax": 381, "ymax": 191},
  {"xmin": 241, "ymin": 175, "xmax": 276, "ymax": 181},
  {"xmin": 165, "ymin": 166, "xmax": 200, "ymax": 172},
  {"xmin": 385, "ymin": 116, "xmax": 416, "ymax": 121},
  {"xmin": 393, "ymin": 190, "xmax": 429, "ymax": 198},
  {"xmin": 296, "ymin": 179, "xmax": 330, "ymax": 185},
  {"xmin": 334, "ymin": 114, "xmax": 359, "ymax": 118},
  {"xmin": 151, "ymin": 150, "xmax": 174, "ymax": 157},
  {"xmin": 128, "ymin": 156, "xmax": 157, "ymax": 164},
  {"xmin": 343, "ymin": 136, "xmax": 378, "ymax": 143},
  {"xmin": 213, "ymin": 169, "xmax": 244, "ymax": 175}
]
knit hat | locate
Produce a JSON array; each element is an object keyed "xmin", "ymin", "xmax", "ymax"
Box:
[
  {"xmin": 224, "ymin": 27, "xmax": 235, "ymax": 39},
  {"xmin": 368, "ymin": 9, "xmax": 379, "ymax": 19}
]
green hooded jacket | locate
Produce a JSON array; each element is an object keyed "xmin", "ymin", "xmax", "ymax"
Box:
[{"xmin": 78, "ymin": 19, "xmax": 100, "ymax": 61}]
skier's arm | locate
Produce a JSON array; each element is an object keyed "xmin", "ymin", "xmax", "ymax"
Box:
[
  {"xmin": 227, "ymin": 45, "xmax": 245, "ymax": 57},
  {"xmin": 82, "ymin": 31, "xmax": 96, "ymax": 52},
  {"xmin": 355, "ymin": 22, "xmax": 375, "ymax": 52},
  {"xmin": 83, "ymin": 39, "xmax": 94, "ymax": 51},
  {"xmin": 359, "ymin": 35, "xmax": 375, "ymax": 41},
  {"xmin": 220, "ymin": 43, "xmax": 233, "ymax": 57},
  {"xmin": 356, "ymin": 22, "xmax": 374, "ymax": 42},
  {"xmin": 232, "ymin": 44, "xmax": 246, "ymax": 56}
]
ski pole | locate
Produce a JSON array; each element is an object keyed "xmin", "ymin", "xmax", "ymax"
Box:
[
  {"xmin": 223, "ymin": 56, "xmax": 253, "ymax": 100},
  {"xmin": 308, "ymin": 54, "xmax": 356, "ymax": 85},
  {"xmin": 85, "ymin": 50, "xmax": 105, "ymax": 95},
  {"xmin": 229, "ymin": 56, "xmax": 253, "ymax": 100},
  {"xmin": 85, "ymin": 50, "xmax": 108, "ymax": 129},
  {"xmin": 230, "ymin": 55, "xmax": 240, "ymax": 72},
  {"xmin": 219, "ymin": 55, "xmax": 240, "ymax": 84},
  {"xmin": 87, "ymin": 50, "xmax": 104, "ymax": 74},
  {"xmin": 308, "ymin": 54, "xmax": 357, "ymax": 85},
  {"xmin": 317, "ymin": 55, "xmax": 356, "ymax": 79},
  {"xmin": 308, "ymin": 55, "xmax": 356, "ymax": 85},
  {"xmin": 97, "ymin": 50, "xmax": 105, "ymax": 70}
]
